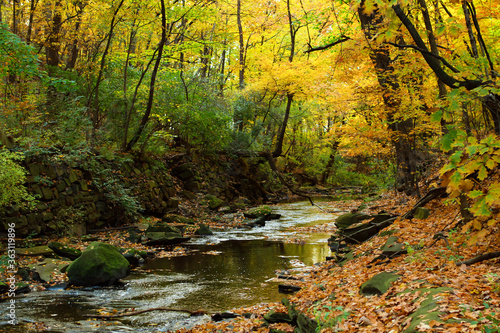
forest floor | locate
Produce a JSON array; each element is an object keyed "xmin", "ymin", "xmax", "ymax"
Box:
[{"xmin": 173, "ymin": 191, "xmax": 500, "ymax": 333}]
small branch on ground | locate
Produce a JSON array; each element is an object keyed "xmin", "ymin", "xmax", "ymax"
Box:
[{"xmin": 460, "ymin": 251, "xmax": 500, "ymax": 266}]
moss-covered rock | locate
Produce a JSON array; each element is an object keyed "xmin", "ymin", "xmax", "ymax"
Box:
[
  {"xmin": 335, "ymin": 212, "xmax": 371, "ymax": 230},
  {"xmin": 244, "ymin": 205, "xmax": 272, "ymax": 218},
  {"xmin": 206, "ymin": 195, "xmax": 225, "ymax": 210},
  {"xmin": 195, "ymin": 224, "xmax": 213, "ymax": 236},
  {"xmin": 360, "ymin": 271, "xmax": 401, "ymax": 296},
  {"xmin": 66, "ymin": 242, "xmax": 130, "ymax": 286},
  {"xmin": 15, "ymin": 246, "xmax": 54, "ymax": 257},
  {"xmin": 48, "ymin": 242, "xmax": 82, "ymax": 260}
]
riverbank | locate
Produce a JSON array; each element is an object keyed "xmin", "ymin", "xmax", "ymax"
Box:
[{"xmin": 174, "ymin": 191, "xmax": 500, "ymax": 333}]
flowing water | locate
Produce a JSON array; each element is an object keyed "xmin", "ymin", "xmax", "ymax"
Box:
[{"xmin": 1, "ymin": 200, "xmax": 339, "ymax": 332}]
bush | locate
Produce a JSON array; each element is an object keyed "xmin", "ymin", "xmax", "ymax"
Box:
[{"xmin": 0, "ymin": 149, "xmax": 36, "ymax": 208}]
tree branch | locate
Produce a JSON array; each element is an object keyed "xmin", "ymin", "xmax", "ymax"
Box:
[
  {"xmin": 305, "ymin": 36, "xmax": 350, "ymax": 53},
  {"xmin": 391, "ymin": 4, "xmax": 484, "ymax": 90},
  {"xmin": 386, "ymin": 42, "xmax": 460, "ymax": 73},
  {"xmin": 461, "ymin": 251, "xmax": 500, "ymax": 266}
]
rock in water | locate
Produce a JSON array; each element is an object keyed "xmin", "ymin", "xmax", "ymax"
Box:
[{"xmin": 66, "ymin": 242, "xmax": 130, "ymax": 286}]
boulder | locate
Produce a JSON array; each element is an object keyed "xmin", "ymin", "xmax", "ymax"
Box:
[
  {"xmin": 195, "ymin": 224, "xmax": 213, "ymax": 236},
  {"xmin": 48, "ymin": 242, "xmax": 82, "ymax": 260},
  {"xmin": 206, "ymin": 195, "xmax": 225, "ymax": 210},
  {"xmin": 414, "ymin": 207, "xmax": 430, "ymax": 220},
  {"xmin": 360, "ymin": 271, "xmax": 401, "ymax": 296},
  {"xmin": 244, "ymin": 205, "xmax": 272, "ymax": 218},
  {"xmin": 66, "ymin": 242, "xmax": 130, "ymax": 286},
  {"xmin": 335, "ymin": 212, "xmax": 371, "ymax": 230},
  {"xmin": 146, "ymin": 223, "xmax": 182, "ymax": 234}
]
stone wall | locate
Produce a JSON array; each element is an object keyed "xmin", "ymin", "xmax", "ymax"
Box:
[
  {"xmin": 1, "ymin": 152, "xmax": 271, "ymax": 237},
  {"xmin": 0, "ymin": 156, "xmax": 179, "ymax": 237}
]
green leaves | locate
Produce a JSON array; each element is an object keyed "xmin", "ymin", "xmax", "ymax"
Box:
[{"xmin": 0, "ymin": 149, "xmax": 37, "ymax": 208}]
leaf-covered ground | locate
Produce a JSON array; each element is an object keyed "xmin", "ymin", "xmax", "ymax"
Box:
[{"xmin": 174, "ymin": 192, "xmax": 500, "ymax": 333}]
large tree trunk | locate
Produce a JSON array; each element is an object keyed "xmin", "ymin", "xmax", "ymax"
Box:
[{"xmin": 358, "ymin": 0, "xmax": 420, "ymax": 195}]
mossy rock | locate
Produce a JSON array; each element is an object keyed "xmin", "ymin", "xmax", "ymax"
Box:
[
  {"xmin": 206, "ymin": 195, "xmax": 225, "ymax": 210},
  {"xmin": 163, "ymin": 214, "xmax": 195, "ymax": 224},
  {"xmin": 31, "ymin": 259, "xmax": 71, "ymax": 283},
  {"xmin": 296, "ymin": 312, "xmax": 318, "ymax": 333},
  {"xmin": 146, "ymin": 223, "xmax": 182, "ymax": 234},
  {"xmin": 380, "ymin": 236, "xmax": 407, "ymax": 256},
  {"xmin": 195, "ymin": 224, "xmax": 213, "ymax": 236},
  {"xmin": 335, "ymin": 212, "xmax": 371, "ymax": 230},
  {"xmin": 48, "ymin": 242, "xmax": 82, "ymax": 260},
  {"xmin": 244, "ymin": 205, "xmax": 272, "ymax": 218},
  {"xmin": 400, "ymin": 287, "xmax": 452, "ymax": 333},
  {"xmin": 66, "ymin": 242, "xmax": 130, "ymax": 286},
  {"xmin": 264, "ymin": 309, "xmax": 294, "ymax": 324},
  {"xmin": 360, "ymin": 271, "xmax": 401, "ymax": 296},
  {"xmin": 414, "ymin": 207, "xmax": 430, "ymax": 220}
]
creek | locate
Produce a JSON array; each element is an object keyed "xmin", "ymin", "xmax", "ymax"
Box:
[{"xmin": 1, "ymin": 200, "xmax": 339, "ymax": 332}]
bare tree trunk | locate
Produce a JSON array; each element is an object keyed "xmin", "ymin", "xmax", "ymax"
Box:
[{"xmin": 237, "ymin": 0, "xmax": 245, "ymax": 89}]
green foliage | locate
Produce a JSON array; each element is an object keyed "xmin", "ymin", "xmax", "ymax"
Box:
[
  {"xmin": 0, "ymin": 149, "xmax": 36, "ymax": 208},
  {"xmin": 0, "ymin": 23, "xmax": 38, "ymax": 78},
  {"xmin": 327, "ymin": 157, "xmax": 394, "ymax": 191},
  {"xmin": 313, "ymin": 304, "xmax": 350, "ymax": 331},
  {"xmin": 84, "ymin": 158, "xmax": 142, "ymax": 219},
  {"xmin": 440, "ymin": 133, "xmax": 500, "ymax": 243}
]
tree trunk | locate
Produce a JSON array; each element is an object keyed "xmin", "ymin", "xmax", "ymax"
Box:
[
  {"xmin": 89, "ymin": 0, "xmax": 125, "ymax": 143},
  {"xmin": 125, "ymin": 0, "xmax": 167, "ymax": 151},
  {"xmin": 358, "ymin": 0, "xmax": 420, "ymax": 195},
  {"xmin": 46, "ymin": 1, "xmax": 62, "ymax": 68}
]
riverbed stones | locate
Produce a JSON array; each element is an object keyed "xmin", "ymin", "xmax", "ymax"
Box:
[{"xmin": 66, "ymin": 242, "xmax": 130, "ymax": 286}]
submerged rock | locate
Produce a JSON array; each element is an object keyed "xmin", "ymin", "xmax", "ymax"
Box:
[{"xmin": 66, "ymin": 242, "xmax": 130, "ymax": 286}]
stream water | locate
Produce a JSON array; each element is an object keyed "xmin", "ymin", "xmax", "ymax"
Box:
[{"xmin": 1, "ymin": 200, "xmax": 339, "ymax": 332}]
